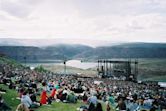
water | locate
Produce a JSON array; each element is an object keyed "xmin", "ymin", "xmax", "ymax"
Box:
[{"xmin": 25, "ymin": 60, "xmax": 97, "ymax": 69}]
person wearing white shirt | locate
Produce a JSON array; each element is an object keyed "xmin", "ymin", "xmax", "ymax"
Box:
[{"xmin": 21, "ymin": 92, "xmax": 32, "ymax": 108}]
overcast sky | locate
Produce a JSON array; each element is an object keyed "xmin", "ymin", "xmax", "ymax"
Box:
[{"xmin": 0, "ymin": 0, "xmax": 166, "ymax": 45}]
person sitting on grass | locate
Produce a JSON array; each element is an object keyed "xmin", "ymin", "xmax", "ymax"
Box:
[
  {"xmin": 108, "ymin": 93, "xmax": 115, "ymax": 107},
  {"xmin": 29, "ymin": 89, "xmax": 41, "ymax": 106},
  {"xmin": 82, "ymin": 92, "xmax": 88, "ymax": 103},
  {"xmin": 106, "ymin": 101, "xmax": 111, "ymax": 111},
  {"xmin": 40, "ymin": 90, "xmax": 47, "ymax": 105},
  {"xmin": 115, "ymin": 97, "xmax": 126, "ymax": 111},
  {"xmin": 50, "ymin": 88, "xmax": 56, "ymax": 100},
  {"xmin": 40, "ymin": 81, "xmax": 53, "ymax": 105},
  {"xmin": 66, "ymin": 92, "xmax": 77, "ymax": 103},
  {"xmin": 21, "ymin": 91, "xmax": 39, "ymax": 109},
  {"xmin": 88, "ymin": 94, "xmax": 97, "ymax": 106},
  {"xmin": 96, "ymin": 102, "xmax": 103, "ymax": 111},
  {"xmin": 88, "ymin": 102, "xmax": 96, "ymax": 111},
  {"xmin": 18, "ymin": 87, "xmax": 25, "ymax": 99}
]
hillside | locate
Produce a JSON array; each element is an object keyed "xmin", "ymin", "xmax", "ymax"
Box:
[
  {"xmin": 76, "ymin": 43, "xmax": 166, "ymax": 59},
  {"xmin": 136, "ymin": 58, "xmax": 166, "ymax": 81},
  {"xmin": 0, "ymin": 44, "xmax": 92, "ymax": 61},
  {"xmin": 0, "ymin": 46, "xmax": 43, "ymax": 61},
  {"xmin": 44, "ymin": 44, "xmax": 92, "ymax": 59},
  {"xmin": 0, "ymin": 43, "xmax": 166, "ymax": 62}
]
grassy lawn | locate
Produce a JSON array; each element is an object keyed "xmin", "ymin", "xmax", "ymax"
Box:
[
  {"xmin": 36, "ymin": 101, "xmax": 87, "ymax": 111},
  {"xmin": 0, "ymin": 84, "xmax": 108, "ymax": 111},
  {"xmin": 0, "ymin": 84, "xmax": 20, "ymax": 110}
]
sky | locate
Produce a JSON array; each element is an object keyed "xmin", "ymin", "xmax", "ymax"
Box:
[{"xmin": 0, "ymin": 0, "xmax": 166, "ymax": 46}]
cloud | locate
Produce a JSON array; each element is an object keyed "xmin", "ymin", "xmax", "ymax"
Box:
[
  {"xmin": 0, "ymin": 0, "xmax": 166, "ymax": 45},
  {"xmin": 0, "ymin": 0, "xmax": 42, "ymax": 18},
  {"xmin": 73, "ymin": 0, "xmax": 166, "ymax": 17}
]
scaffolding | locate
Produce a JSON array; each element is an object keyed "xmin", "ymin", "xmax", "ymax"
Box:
[{"xmin": 97, "ymin": 59, "xmax": 138, "ymax": 81}]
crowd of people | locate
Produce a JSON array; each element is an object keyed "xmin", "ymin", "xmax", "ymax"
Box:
[{"xmin": 0, "ymin": 62, "xmax": 166, "ymax": 111}]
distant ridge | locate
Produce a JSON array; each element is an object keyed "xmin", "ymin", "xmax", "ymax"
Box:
[
  {"xmin": 112, "ymin": 42, "xmax": 166, "ymax": 48},
  {"xmin": 75, "ymin": 42, "xmax": 166, "ymax": 59},
  {"xmin": 0, "ymin": 42, "xmax": 166, "ymax": 61},
  {"xmin": 0, "ymin": 44, "xmax": 92, "ymax": 61},
  {"xmin": 0, "ymin": 38, "xmax": 113, "ymax": 47}
]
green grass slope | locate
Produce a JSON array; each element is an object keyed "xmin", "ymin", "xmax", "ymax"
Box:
[{"xmin": 0, "ymin": 84, "xmax": 20, "ymax": 110}]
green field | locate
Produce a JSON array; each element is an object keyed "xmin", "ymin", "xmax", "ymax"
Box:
[{"xmin": 137, "ymin": 58, "xmax": 166, "ymax": 81}]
